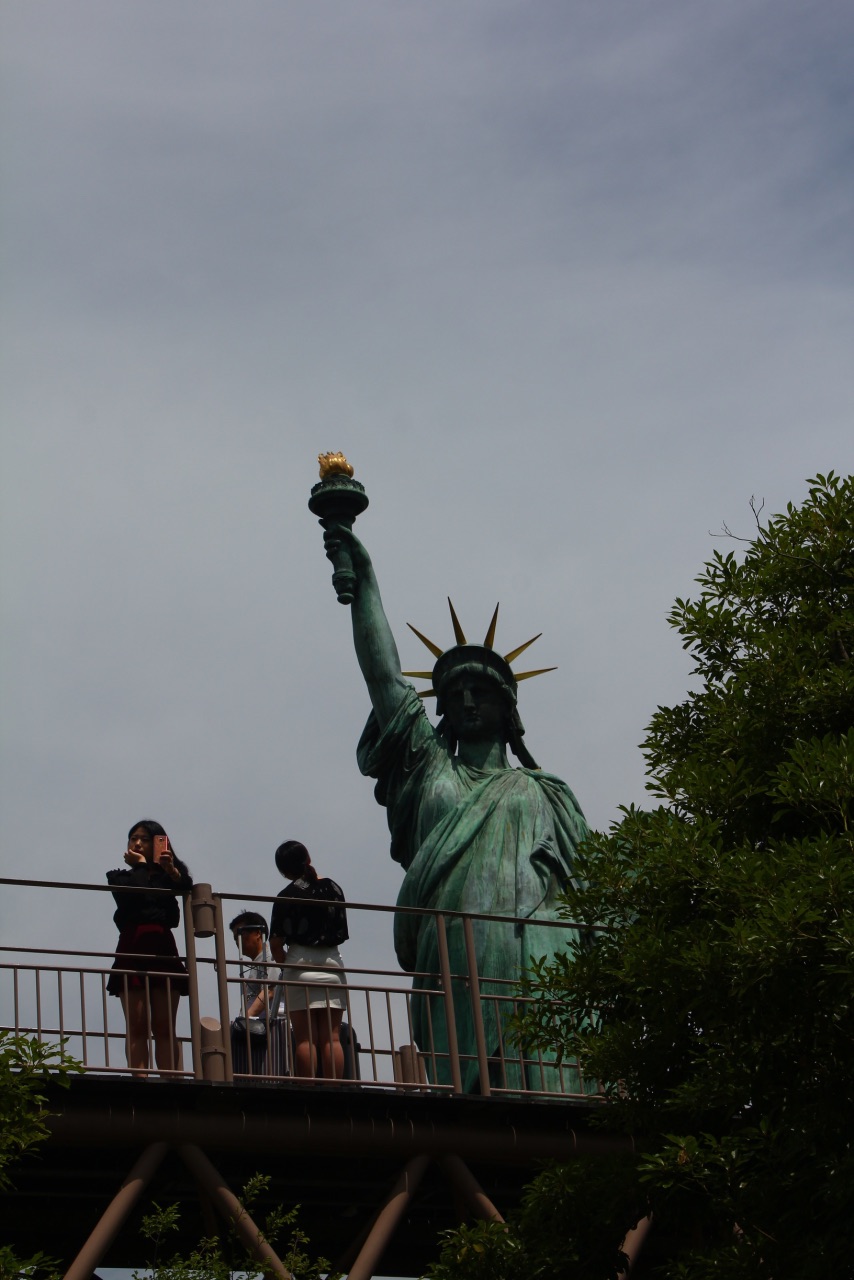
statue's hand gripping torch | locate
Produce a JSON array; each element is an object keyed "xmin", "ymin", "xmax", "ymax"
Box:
[{"xmin": 308, "ymin": 453, "xmax": 369, "ymax": 605}]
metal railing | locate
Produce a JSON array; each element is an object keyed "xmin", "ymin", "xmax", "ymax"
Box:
[{"xmin": 0, "ymin": 877, "xmax": 600, "ymax": 1101}]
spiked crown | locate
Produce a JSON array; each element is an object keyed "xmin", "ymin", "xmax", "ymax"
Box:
[{"xmin": 402, "ymin": 599, "xmax": 556, "ymax": 706}]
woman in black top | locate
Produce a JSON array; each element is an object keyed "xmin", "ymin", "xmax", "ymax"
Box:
[
  {"xmin": 106, "ymin": 819, "xmax": 193, "ymax": 1073},
  {"xmin": 269, "ymin": 840, "xmax": 348, "ymax": 1079}
]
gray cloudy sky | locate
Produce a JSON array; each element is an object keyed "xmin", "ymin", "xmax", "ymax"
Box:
[{"xmin": 2, "ymin": 1, "xmax": 853, "ymax": 984}]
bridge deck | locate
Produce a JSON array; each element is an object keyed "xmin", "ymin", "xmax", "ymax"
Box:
[{"xmin": 7, "ymin": 1074, "xmax": 620, "ymax": 1276}]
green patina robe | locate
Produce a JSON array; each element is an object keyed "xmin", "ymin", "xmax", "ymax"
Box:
[{"xmin": 357, "ymin": 685, "xmax": 590, "ymax": 1093}]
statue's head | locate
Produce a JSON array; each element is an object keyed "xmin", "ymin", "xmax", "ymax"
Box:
[
  {"xmin": 403, "ymin": 604, "xmax": 553, "ymax": 769},
  {"xmin": 434, "ymin": 650, "xmax": 517, "ymax": 748},
  {"xmin": 433, "ymin": 644, "xmax": 517, "ymax": 717}
]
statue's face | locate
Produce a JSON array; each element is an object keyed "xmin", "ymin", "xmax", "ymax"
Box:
[{"xmin": 442, "ymin": 676, "xmax": 507, "ymax": 743}]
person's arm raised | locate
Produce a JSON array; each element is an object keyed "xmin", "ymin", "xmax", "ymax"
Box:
[{"xmin": 323, "ymin": 526, "xmax": 410, "ymax": 729}]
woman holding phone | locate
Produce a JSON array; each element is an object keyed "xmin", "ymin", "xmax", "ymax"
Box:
[{"xmin": 106, "ymin": 819, "xmax": 193, "ymax": 1074}]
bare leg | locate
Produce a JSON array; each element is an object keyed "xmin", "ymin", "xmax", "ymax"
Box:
[
  {"xmin": 150, "ymin": 985, "xmax": 181, "ymax": 1074},
  {"xmin": 312, "ymin": 1008, "xmax": 345, "ymax": 1080},
  {"xmin": 120, "ymin": 988, "xmax": 151, "ymax": 1074},
  {"xmin": 289, "ymin": 1010, "xmax": 318, "ymax": 1077}
]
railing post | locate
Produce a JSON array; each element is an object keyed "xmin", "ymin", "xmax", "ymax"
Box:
[
  {"xmin": 462, "ymin": 914, "xmax": 491, "ymax": 1097},
  {"xmin": 394, "ymin": 1043, "xmax": 428, "ymax": 1088},
  {"xmin": 186, "ymin": 884, "xmax": 233, "ymax": 1082},
  {"xmin": 435, "ymin": 914, "xmax": 463, "ymax": 1094},
  {"xmin": 183, "ymin": 887, "xmax": 205, "ymax": 1079},
  {"xmin": 200, "ymin": 1015, "xmax": 229, "ymax": 1082},
  {"xmin": 189, "ymin": 882, "xmax": 217, "ymax": 937},
  {"xmin": 211, "ymin": 891, "xmax": 234, "ymax": 1082}
]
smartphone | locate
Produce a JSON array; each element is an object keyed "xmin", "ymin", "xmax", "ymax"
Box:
[{"xmin": 152, "ymin": 834, "xmax": 170, "ymax": 863}]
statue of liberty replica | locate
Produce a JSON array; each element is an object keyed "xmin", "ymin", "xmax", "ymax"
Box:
[{"xmin": 310, "ymin": 455, "xmax": 591, "ymax": 1094}]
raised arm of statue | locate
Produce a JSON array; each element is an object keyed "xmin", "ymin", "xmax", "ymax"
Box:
[{"xmin": 323, "ymin": 526, "xmax": 409, "ymax": 728}]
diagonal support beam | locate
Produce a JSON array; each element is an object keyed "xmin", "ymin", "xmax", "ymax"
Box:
[
  {"xmin": 618, "ymin": 1213, "xmax": 653, "ymax": 1277},
  {"xmin": 439, "ymin": 1154, "xmax": 505, "ymax": 1222},
  {"xmin": 343, "ymin": 1155, "xmax": 431, "ymax": 1280},
  {"xmin": 178, "ymin": 1143, "xmax": 292, "ymax": 1279},
  {"xmin": 64, "ymin": 1142, "xmax": 168, "ymax": 1280}
]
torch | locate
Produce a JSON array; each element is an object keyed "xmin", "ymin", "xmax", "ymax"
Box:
[{"xmin": 308, "ymin": 453, "xmax": 369, "ymax": 605}]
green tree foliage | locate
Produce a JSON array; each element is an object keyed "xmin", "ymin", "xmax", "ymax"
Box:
[
  {"xmin": 132, "ymin": 1175, "xmax": 341, "ymax": 1280},
  {"xmin": 428, "ymin": 1157, "xmax": 644, "ymax": 1280},
  {"xmin": 0, "ymin": 1031, "xmax": 81, "ymax": 1190},
  {"xmin": 426, "ymin": 473, "xmax": 854, "ymax": 1279},
  {"xmin": 0, "ymin": 1030, "xmax": 82, "ymax": 1280}
]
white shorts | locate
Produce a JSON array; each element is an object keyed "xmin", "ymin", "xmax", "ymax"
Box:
[{"xmin": 280, "ymin": 944, "xmax": 347, "ymax": 1013}]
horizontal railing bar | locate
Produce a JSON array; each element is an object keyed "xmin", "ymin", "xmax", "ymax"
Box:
[
  {"xmin": 1, "ymin": 962, "xmax": 575, "ymax": 1006},
  {"xmin": 0, "ymin": 952, "xmax": 450, "ymax": 987},
  {"xmin": 0, "ymin": 877, "xmax": 603, "ymax": 932},
  {"xmin": 0, "ymin": 878, "xmax": 175, "ymax": 895},
  {"xmin": 219, "ymin": 892, "xmax": 600, "ymax": 932}
]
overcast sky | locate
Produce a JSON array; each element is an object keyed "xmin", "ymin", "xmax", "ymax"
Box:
[{"xmin": 2, "ymin": 1, "xmax": 853, "ymax": 995}]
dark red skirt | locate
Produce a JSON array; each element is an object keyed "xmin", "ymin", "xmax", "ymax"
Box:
[{"xmin": 107, "ymin": 923, "xmax": 190, "ymax": 998}]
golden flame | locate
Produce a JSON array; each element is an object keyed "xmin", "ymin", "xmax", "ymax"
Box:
[{"xmin": 318, "ymin": 452, "xmax": 355, "ymax": 479}]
